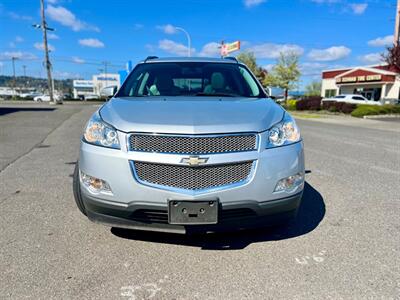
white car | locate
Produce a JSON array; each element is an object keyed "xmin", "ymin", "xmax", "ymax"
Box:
[
  {"xmin": 33, "ymin": 94, "xmax": 62, "ymax": 102},
  {"xmin": 322, "ymin": 94, "xmax": 381, "ymax": 106},
  {"xmin": 20, "ymin": 92, "xmax": 42, "ymax": 99}
]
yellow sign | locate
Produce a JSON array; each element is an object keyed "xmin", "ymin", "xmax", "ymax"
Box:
[
  {"xmin": 336, "ymin": 74, "xmax": 382, "ymax": 84},
  {"xmin": 221, "ymin": 41, "xmax": 241, "ymax": 56}
]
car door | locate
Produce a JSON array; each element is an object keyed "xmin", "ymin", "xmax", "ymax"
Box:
[{"xmin": 351, "ymin": 96, "xmax": 367, "ymax": 104}]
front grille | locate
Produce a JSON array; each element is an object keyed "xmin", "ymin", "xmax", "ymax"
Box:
[
  {"xmin": 129, "ymin": 134, "xmax": 257, "ymax": 154},
  {"xmin": 133, "ymin": 161, "xmax": 254, "ymax": 191}
]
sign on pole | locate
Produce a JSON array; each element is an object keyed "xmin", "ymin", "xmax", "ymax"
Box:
[{"xmin": 220, "ymin": 41, "xmax": 241, "ymax": 57}]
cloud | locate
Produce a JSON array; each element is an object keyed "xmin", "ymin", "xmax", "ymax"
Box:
[
  {"xmin": 198, "ymin": 42, "xmax": 221, "ymax": 57},
  {"xmin": 47, "ymin": 0, "xmax": 58, "ymax": 3},
  {"xmin": 134, "ymin": 23, "xmax": 144, "ymax": 30},
  {"xmin": 349, "ymin": 3, "xmax": 368, "ymax": 14},
  {"xmin": 8, "ymin": 12, "xmax": 32, "ymax": 21},
  {"xmin": 262, "ymin": 64, "xmax": 275, "ymax": 72},
  {"xmin": 158, "ymin": 39, "xmax": 194, "ymax": 56},
  {"xmin": 46, "ymin": 5, "xmax": 99, "ymax": 32},
  {"xmin": 47, "ymin": 33, "xmax": 59, "ymax": 40},
  {"xmin": 78, "ymin": 38, "xmax": 104, "ymax": 48},
  {"xmin": 244, "ymin": 0, "xmax": 266, "ymax": 8},
  {"xmin": 156, "ymin": 24, "xmax": 177, "ymax": 34},
  {"xmin": 300, "ymin": 62, "xmax": 327, "ymax": 76},
  {"xmin": 368, "ymin": 35, "xmax": 393, "ymax": 47},
  {"xmin": 15, "ymin": 36, "xmax": 24, "ymax": 43},
  {"xmin": 359, "ymin": 52, "xmax": 383, "ymax": 64},
  {"xmin": 248, "ymin": 43, "xmax": 304, "ymax": 59},
  {"xmin": 0, "ymin": 51, "xmax": 37, "ymax": 60},
  {"xmin": 72, "ymin": 56, "xmax": 85, "ymax": 64},
  {"xmin": 34, "ymin": 42, "xmax": 55, "ymax": 52},
  {"xmin": 308, "ymin": 46, "xmax": 351, "ymax": 61}
]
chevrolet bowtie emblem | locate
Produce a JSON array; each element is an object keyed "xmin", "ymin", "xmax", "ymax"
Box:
[{"xmin": 181, "ymin": 156, "xmax": 209, "ymax": 167}]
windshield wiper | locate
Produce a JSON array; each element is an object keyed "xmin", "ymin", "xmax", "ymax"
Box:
[{"xmin": 195, "ymin": 92, "xmax": 238, "ymax": 97}]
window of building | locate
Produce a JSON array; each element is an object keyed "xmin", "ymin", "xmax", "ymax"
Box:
[{"xmin": 325, "ymin": 89, "xmax": 337, "ymax": 98}]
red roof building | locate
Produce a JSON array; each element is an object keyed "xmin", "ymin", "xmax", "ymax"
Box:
[{"xmin": 321, "ymin": 65, "xmax": 400, "ymax": 102}]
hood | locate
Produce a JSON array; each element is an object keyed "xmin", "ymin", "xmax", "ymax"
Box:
[{"xmin": 100, "ymin": 97, "xmax": 284, "ymax": 134}]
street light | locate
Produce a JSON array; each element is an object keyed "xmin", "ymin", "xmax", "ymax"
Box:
[{"xmin": 174, "ymin": 27, "xmax": 191, "ymax": 57}]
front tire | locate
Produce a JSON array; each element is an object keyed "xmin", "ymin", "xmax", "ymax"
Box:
[{"xmin": 73, "ymin": 162, "xmax": 87, "ymax": 216}]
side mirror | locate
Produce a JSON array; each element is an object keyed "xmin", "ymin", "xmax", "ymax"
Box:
[{"xmin": 101, "ymin": 86, "xmax": 117, "ymax": 99}]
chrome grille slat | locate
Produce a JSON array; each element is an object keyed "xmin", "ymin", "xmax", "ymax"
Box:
[
  {"xmin": 133, "ymin": 161, "xmax": 253, "ymax": 191},
  {"xmin": 129, "ymin": 134, "xmax": 257, "ymax": 154}
]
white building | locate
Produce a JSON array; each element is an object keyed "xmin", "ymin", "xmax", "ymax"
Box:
[
  {"xmin": 73, "ymin": 73, "xmax": 120, "ymax": 99},
  {"xmin": 321, "ymin": 65, "xmax": 400, "ymax": 103},
  {"xmin": 72, "ymin": 80, "xmax": 94, "ymax": 99}
]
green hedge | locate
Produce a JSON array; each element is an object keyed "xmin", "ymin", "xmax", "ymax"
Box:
[
  {"xmin": 287, "ymin": 99, "xmax": 297, "ymax": 110},
  {"xmin": 351, "ymin": 105, "xmax": 400, "ymax": 118}
]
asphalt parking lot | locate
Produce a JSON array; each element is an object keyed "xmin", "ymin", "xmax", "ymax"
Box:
[{"xmin": 1, "ymin": 103, "xmax": 399, "ymax": 299}]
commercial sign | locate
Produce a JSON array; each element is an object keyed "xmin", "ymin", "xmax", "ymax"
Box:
[
  {"xmin": 73, "ymin": 80, "xmax": 94, "ymax": 88},
  {"xmin": 220, "ymin": 41, "xmax": 241, "ymax": 57},
  {"xmin": 336, "ymin": 74, "xmax": 382, "ymax": 83}
]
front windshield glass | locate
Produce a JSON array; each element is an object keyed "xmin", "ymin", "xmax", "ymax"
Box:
[{"xmin": 116, "ymin": 62, "xmax": 265, "ymax": 98}]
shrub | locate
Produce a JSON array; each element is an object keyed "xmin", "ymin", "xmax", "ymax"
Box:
[
  {"xmin": 351, "ymin": 104, "xmax": 400, "ymax": 118},
  {"xmin": 322, "ymin": 101, "xmax": 357, "ymax": 114},
  {"xmin": 296, "ymin": 96, "xmax": 322, "ymax": 111},
  {"xmin": 287, "ymin": 99, "xmax": 297, "ymax": 111}
]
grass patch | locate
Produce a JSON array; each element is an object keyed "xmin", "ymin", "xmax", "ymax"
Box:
[
  {"xmin": 350, "ymin": 104, "xmax": 400, "ymax": 118},
  {"xmin": 291, "ymin": 112, "xmax": 323, "ymax": 119}
]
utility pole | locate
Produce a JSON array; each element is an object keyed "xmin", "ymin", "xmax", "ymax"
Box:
[
  {"xmin": 11, "ymin": 57, "xmax": 18, "ymax": 100},
  {"xmin": 395, "ymin": 0, "xmax": 400, "ymax": 46},
  {"xmin": 39, "ymin": 0, "xmax": 57, "ymax": 104},
  {"xmin": 103, "ymin": 61, "xmax": 109, "ymax": 88},
  {"xmin": 22, "ymin": 65, "xmax": 27, "ymax": 89}
]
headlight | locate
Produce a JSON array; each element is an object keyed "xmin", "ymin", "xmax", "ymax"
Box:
[
  {"xmin": 83, "ymin": 111, "xmax": 120, "ymax": 149},
  {"xmin": 267, "ymin": 113, "xmax": 301, "ymax": 148}
]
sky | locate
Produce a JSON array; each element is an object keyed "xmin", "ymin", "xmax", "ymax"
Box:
[{"xmin": 0, "ymin": 0, "xmax": 396, "ymax": 87}]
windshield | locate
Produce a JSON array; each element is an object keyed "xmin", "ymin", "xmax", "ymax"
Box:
[{"xmin": 116, "ymin": 62, "xmax": 265, "ymax": 98}]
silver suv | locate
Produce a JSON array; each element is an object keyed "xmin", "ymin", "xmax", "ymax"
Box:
[{"xmin": 73, "ymin": 57, "xmax": 305, "ymax": 234}]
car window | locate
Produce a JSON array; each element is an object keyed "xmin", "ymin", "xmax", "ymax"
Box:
[
  {"xmin": 352, "ymin": 96, "xmax": 365, "ymax": 101},
  {"xmin": 334, "ymin": 96, "xmax": 346, "ymax": 99},
  {"xmin": 117, "ymin": 62, "xmax": 265, "ymax": 98}
]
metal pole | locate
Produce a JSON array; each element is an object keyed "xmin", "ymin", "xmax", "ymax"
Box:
[
  {"xmin": 395, "ymin": 0, "xmax": 400, "ymax": 46},
  {"xmin": 12, "ymin": 57, "xmax": 17, "ymax": 100},
  {"xmin": 175, "ymin": 27, "xmax": 191, "ymax": 57},
  {"xmin": 23, "ymin": 65, "xmax": 27, "ymax": 89},
  {"xmin": 40, "ymin": 0, "xmax": 56, "ymax": 104}
]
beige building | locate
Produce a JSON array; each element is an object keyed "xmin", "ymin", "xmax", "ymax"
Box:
[{"xmin": 321, "ymin": 65, "xmax": 400, "ymax": 103}]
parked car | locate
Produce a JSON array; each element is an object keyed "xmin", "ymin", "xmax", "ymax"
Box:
[
  {"xmin": 73, "ymin": 57, "xmax": 305, "ymax": 234},
  {"xmin": 20, "ymin": 92, "xmax": 42, "ymax": 99},
  {"xmin": 33, "ymin": 94, "xmax": 62, "ymax": 102},
  {"xmin": 83, "ymin": 94, "xmax": 100, "ymax": 101},
  {"xmin": 322, "ymin": 94, "xmax": 382, "ymax": 106}
]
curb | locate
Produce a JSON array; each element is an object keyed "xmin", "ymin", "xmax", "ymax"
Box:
[{"xmin": 363, "ymin": 114, "xmax": 400, "ymax": 119}]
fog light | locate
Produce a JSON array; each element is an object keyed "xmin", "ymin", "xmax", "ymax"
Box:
[
  {"xmin": 80, "ymin": 171, "xmax": 112, "ymax": 194},
  {"xmin": 274, "ymin": 173, "xmax": 304, "ymax": 192}
]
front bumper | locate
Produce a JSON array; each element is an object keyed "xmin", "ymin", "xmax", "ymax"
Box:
[
  {"xmin": 82, "ymin": 191, "xmax": 302, "ymax": 234},
  {"xmin": 78, "ymin": 135, "xmax": 304, "ymax": 233}
]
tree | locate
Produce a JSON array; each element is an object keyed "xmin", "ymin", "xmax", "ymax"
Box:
[
  {"xmin": 263, "ymin": 52, "xmax": 301, "ymax": 102},
  {"xmin": 236, "ymin": 52, "xmax": 268, "ymax": 83},
  {"xmin": 382, "ymin": 44, "xmax": 400, "ymax": 71},
  {"xmin": 305, "ymin": 81, "xmax": 322, "ymax": 96}
]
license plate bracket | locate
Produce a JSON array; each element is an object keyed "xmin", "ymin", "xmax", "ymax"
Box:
[{"xmin": 168, "ymin": 200, "xmax": 218, "ymax": 225}]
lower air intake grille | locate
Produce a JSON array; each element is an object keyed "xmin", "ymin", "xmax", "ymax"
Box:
[{"xmin": 133, "ymin": 161, "xmax": 254, "ymax": 191}]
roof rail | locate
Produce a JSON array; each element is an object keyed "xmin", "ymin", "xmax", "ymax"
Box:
[
  {"xmin": 224, "ymin": 56, "xmax": 238, "ymax": 63},
  {"xmin": 144, "ymin": 56, "xmax": 159, "ymax": 62}
]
